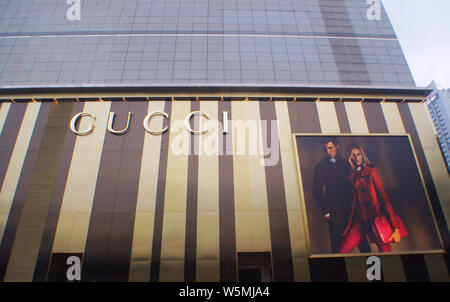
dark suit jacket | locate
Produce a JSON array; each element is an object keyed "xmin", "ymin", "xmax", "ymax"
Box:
[{"xmin": 312, "ymin": 155, "xmax": 353, "ymax": 221}]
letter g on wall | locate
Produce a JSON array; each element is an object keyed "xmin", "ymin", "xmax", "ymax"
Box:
[{"xmin": 70, "ymin": 112, "xmax": 95, "ymax": 135}]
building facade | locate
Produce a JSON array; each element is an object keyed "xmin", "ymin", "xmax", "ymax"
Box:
[
  {"xmin": 426, "ymin": 82, "xmax": 450, "ymax": 172},
  {"xmin": 0, "ymin": 1, "xmax": 449, "ymax": 282},
  {"xmin": 0, "ymin": 0, "xmax": 415, "ymax": 87}
]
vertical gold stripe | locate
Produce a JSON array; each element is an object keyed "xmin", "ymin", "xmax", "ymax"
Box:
[
  {"xmin": 129, "ymin": 101, "xmax": 166, "ymax": 282},
  {"xmin": 408, "ymin": 103, "xmax": 450, "ymax": 223},
  {"xmin": 159, "ymin": 100, "xmax": 191, "ymax": 282},
  {"xmin": 247, "ymin": 102, "xmax": 271, "ymax": 253},
  {"xmin": 317, "ymin": 101, "xmax": 368, "ymax": 282},
  {"xmin": 196, "ymin": 101, "xmax": 220, "ymax": 282},
  {"xmin": 232, "ymin": 101, "xmax": 253, "ymax": 254},
  {"xmin": 345, "ymin": 257, "xmax": 369, "ymax": 282},
  {"xmin": 424, "ymin": 254, "xmax": 449, "ymax": 282},
  {"xmin": 408, "ymin": 103, "xmax": 450, "ymax": 280},
  {"xmin": 0, "ymin": 102, "xmax": 11, "ymax": 135},
  {"xmin": 381, "ymin": 103, "xmax": 406, "ymax": 133},
  {"xmin": 344, "ymin": 102, "xmax": 369, "ymax": 133},
  {"xmin": 51, "ymin": 102, "xmax": 111, "ymax": 253},
  {"xmin": 232, "ymin": 101, "xmax": 271, "ymax": 254},
  {"xmin": 5, "ymin": 102, "xmax": 75, "ymax": 282},
  {"xmin": 379, "ymin": 102, "xmax": 408, "ymax": 282},
  {"xmin": 316, "ymin": 102, "xmax": 340, "ymax": 133},
  {"xmin": 0, "ymin": 102, "xmax": 41, "ymax": 243},
  {"xmin": 316, "ymin": 101, "xmax": 341, "ymax": 134},
  {"xmin": 379, "ymin": 255, "xmax": 406, "ymax": 282},
  {"xmin": 275, "ymin": 101, "xmax": 310, "ymax": 281}
]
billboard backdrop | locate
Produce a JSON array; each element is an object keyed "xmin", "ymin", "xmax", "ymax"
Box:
[{"xmin": 295, "ymin": 134, "xmax": 443, "ymax": 256}]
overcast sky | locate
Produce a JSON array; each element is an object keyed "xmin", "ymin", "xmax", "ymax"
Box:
[{"xmin": 382, "ymin": 0, "xmax": 450, "ymax": 89}]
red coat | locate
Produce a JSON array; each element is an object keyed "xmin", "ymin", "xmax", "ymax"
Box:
[{"xmin": 342, "ymin": 165, "xmax": 399, "ymax": 243}]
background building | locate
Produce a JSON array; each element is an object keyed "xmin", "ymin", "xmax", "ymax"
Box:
[
  {"xmin": 0, "ymin": 0, "xmax": 448, "ymax": 282},
  {"xmin": 426, "ymin": 81, "xmax": 450, "ymax": 172}
]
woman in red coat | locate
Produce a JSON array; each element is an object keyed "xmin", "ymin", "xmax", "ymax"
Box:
[{"xmin": 339, "ymin": 143, "xmax": 402, "ymax": 253}]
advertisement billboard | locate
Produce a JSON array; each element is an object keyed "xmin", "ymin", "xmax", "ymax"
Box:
[{"xmin": 294, "ymin": 134, "xmax": 444, "ymax": 257}]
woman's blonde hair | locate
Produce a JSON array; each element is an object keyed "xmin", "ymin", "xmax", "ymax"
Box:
[{"xmin": 346, "ymin": 143, "xmax": 371, "ymax": 172}]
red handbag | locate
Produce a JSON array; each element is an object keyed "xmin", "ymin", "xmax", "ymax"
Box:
[{"xmin": 372, "ymin": 214, "xmax": 408, "ymax": 244}]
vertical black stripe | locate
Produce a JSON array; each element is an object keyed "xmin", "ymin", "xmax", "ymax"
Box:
[
  {"xmin": 33, "ymin": 101, "xmax": 83, "ymax": 281},
  {"xmin": 150, "ymin": 100, "xmax": 172, "ymax": 282},
  {"xmin": 288, "ymin": 101, "xmax": 321, "ymax": 134},
  {"xmin": 259, "ymin": 101, "xmax": 294, "ymax": 281},
  {"xmin": 184, "ymin": 101, "xmax": 199, "ymax": 281},
  {"xmin": 334, "ymin": 102, "xmax": 351, "ymax": 133},
  {"xmin": 218, "ymin": 100, "xmax": 237, "ymax": 281},
  {"xmin": 81, "ymin": 101, "xmax": 123, "ymax": 281},
  {"xmin": 362, "ymin": 102, "xmax": 389, "ymax": 133},
  {"xmin": 401, "ymin": 254, "xmax": 430, "ymax": 282},
  {"xmin": 308, "ymin": 258, "xmax": 349, "ymax": 282},
  {"xmin": 0, "ymin": 103, "xmax": 27, "ymax": 190},
  {"xmin": 363, "ymin": 102, "xmax": 389, "ymax": 136},
  {"xmin": 397, "ymin": 103, "xmax": 450, "ymax": 274},
  {"xmin": 0, "ymin": 103, "xmax": 50, "ymax": 281},
  {"xmin": 108, "ymin": 101, "xmax": 147, "ymax": 281},
  {"xmin": 288, "ymin": 100, "xmax": 348, "ymax": 282},
  {"xmin": 287, "ymin": 101, "xmax": 301, "ymax": 133},
  {"xmin": 82, "ymin": 101, "xmax": 146, "ymax": 281}
]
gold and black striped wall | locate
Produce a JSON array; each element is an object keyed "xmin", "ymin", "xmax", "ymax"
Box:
[{"xmin": 0, "ymin": 91, "xmax": 448, "ymax": 282}]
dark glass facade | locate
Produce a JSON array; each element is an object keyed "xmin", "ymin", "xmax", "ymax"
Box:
[{"xmin": 0, "ymin": 0, "xmax": 414, "ymax": 87}]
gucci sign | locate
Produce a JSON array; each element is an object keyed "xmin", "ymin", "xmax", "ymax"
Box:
[{"xmin": 69, "ymin": 111, "xmax": 229, "ymax": 136}]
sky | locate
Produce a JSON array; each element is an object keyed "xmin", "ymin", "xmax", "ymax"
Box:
[{"xmin": 382, "ymin": 0, "xmax": 450, "ymax": 89}]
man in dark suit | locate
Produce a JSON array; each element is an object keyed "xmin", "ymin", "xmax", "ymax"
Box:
[{"xmin": 313, "ymin": 138, "xmax": 370, "ymax": 253}]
